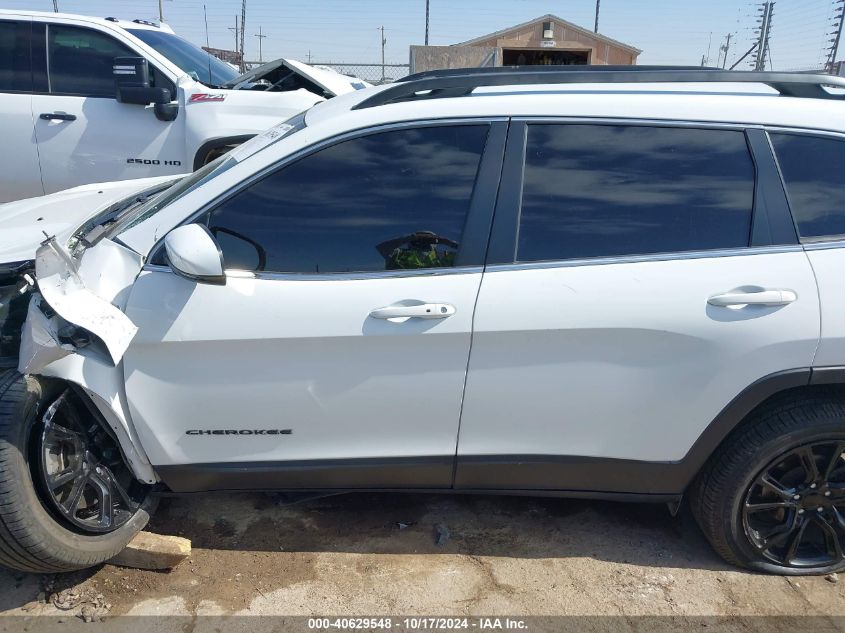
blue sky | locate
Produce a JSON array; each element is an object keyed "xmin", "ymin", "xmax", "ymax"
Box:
[{"xmin": 3, "ymin": 0, "xmax": 842, "ymax": 69}]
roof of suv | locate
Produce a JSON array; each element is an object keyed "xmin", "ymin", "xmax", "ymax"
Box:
[{"xmin": 306, "ymin": 67, "xmax": 845, "ymax": 137}]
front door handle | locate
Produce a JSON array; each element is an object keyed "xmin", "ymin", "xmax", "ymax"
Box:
[
  {"xmin": 708, "ymin": 289, "xmax": 797, "ymax": 307},
  {"xmin": 369, "ymin": 303, "xmax": 456, "ymax": 320},
  {"xmin": 39, "ymin": 112, "xmax": 77, "ymax": 121}
]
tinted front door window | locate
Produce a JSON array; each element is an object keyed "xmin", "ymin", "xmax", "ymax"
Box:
[
  {"xmin": 205, "ymin": 125, "xmax": 489, "ymax": 273},
  {"xmin": 517, "ymin": 124, "xmax": 756, "ymax": 262},
  {"xmin": 48, "ymin": 25, "xmax": 134, "ymax": 97}
]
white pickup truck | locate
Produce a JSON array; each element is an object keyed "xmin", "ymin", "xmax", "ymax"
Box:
[{"xmin": 0, "ymin": 9, "xmax": 366, "ymax": 202}]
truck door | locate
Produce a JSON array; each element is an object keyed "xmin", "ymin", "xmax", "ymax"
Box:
[
  {"xmin": 0, "ymin": 18, "xmax": 44, "ymax": 202},
  {"xmin": 31, "ymin": 21, "xmax": 187, "ymax": 194}
]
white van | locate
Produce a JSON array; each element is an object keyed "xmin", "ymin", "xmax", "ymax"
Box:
[{"xmin": 0, "ymin": 10, "xmax": 365, "ymax": 202}]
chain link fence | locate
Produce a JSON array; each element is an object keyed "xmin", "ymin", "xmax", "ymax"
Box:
[{"xmin": 308, "ymin": 63, "xmax": 410, "ymax": 84}]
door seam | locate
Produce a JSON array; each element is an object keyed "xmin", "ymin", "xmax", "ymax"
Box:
[{"xmin": 450, "ymin": 119, "xmax": 513, "ymax": 487}]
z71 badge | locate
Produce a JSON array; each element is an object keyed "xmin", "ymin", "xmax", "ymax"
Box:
[{"xmin": 190, "ymin": 93, "xmax": 227, "ymax": 102}]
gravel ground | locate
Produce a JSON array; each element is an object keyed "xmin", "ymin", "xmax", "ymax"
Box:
[{"xmin": 1, "ymin": 492, "xmax": 843, "ymax": 627}]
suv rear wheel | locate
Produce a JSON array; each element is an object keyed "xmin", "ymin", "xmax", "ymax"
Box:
[
  {"xmin": 691, "ymin": 390, "xmax": 845, "ymax": 575},
  {"xmin": 0, "ymin": 369, "xmax": 156, "ymax": 573}
]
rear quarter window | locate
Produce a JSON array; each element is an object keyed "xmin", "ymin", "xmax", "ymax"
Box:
[{"xmin": 770, "ymin": 133, "xmax": 845, "ymax": 241}]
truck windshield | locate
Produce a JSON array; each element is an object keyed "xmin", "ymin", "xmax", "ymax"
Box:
[{"xmin": 127, "ymin": 29, "xmax": 239, "ymax": 88}]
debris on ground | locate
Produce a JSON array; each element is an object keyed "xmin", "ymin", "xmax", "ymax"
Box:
[
  {"xmin": 108, "ymin": 531, "xmax": 192, "ymax": 571},
  {"xmin": 48, "ymin": 584, "xmax": 112, "ymax": 622},
  {"xmin": 434, "ymin": 523, "xmax": 450, "ymax": 546},
  {"xmin": 394, "ymin": 521, "xmax": 415, "ymax": 530},
  {"xmin": 826, "ymin": 573, "xmax": 839, "ymax": 584}
]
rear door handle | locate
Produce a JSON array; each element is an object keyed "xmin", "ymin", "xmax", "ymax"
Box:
[
  {"xmin": 369, "ymin": 303, "xmax": 456, "ymax": 320},
  {"xmin": 39, "ymin": 112, "xmax": 76, "ymax": 121},
  {"xmin": 708, "ymin": 289, "xmax": 797, "ymax": 307}
]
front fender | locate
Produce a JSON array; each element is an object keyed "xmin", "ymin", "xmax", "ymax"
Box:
[{"xmin": 17, "ymin": 237, "xmax": 156, "ymax": 483}]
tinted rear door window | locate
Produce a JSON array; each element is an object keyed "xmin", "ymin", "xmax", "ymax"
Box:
[
  {"xmin": 517, "ymin": 124, "xmax": 755, "ymax": 262},
  {"xmin": 205, "ymin": 125, "xmax": 489, "ymax": 273},
  {"xmin": 770, "ymin": 133, "xmax": 845, "ymax": 240},
  {"xmin": 0, "ymin": 21, "xmax": 31, "ymax": 92}
]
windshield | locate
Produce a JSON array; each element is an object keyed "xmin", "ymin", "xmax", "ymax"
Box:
[
  {"xmin": 111, "ymin": 111, "xmax": 309, "ymax": 236},
  {"xmin": 127, "ymin": 29, "xmax": 239, "ymax": 88}
]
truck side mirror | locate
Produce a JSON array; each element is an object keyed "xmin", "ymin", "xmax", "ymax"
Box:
[{"xmin": 113, "ymin": 56, "xmax": 179, "ymax": 122}]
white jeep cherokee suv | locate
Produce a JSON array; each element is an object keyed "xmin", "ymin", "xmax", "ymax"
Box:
[
  {"xmin": 0, "ymin": 9, "xmax": 365, "ymax": 203},
  {"xmin": 1, "ymin": 67, "xmax": 844, "ymax": 575}
]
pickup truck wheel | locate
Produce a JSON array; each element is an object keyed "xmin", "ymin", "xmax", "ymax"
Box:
[
  {"xmin": 691, "ymin": 391, "xmax": 845, "ymax": 575},
  {"xmin": 0, "ymin": 369, "xmax": 156, "ymax": 572}
]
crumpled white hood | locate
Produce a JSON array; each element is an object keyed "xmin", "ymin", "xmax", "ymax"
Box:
[{"xmin": 0, "ymin": 176, "xmax": 177, "ymax": 263}]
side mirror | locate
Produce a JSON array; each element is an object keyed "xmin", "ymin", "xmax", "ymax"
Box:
[
  {"xmin": 164, "ymin": 224, "xmax": 226, "ymax": 285},
  {"xmin": 113, "ymin": 56, "xmax": 178, "ymax": 122}
]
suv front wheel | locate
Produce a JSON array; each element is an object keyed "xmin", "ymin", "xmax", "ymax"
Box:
[
  {"xmin": 0, "ymin": 369, "xmax": 156, "ymax": 573},
  {"xmin": 691, "ymin": 389, "xmax": 845, "ymax": 575}
]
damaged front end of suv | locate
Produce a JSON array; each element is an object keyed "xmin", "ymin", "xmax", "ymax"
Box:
[{"xmin": 0, "ymin": 260, "xmax": 35, "ymax": 369}]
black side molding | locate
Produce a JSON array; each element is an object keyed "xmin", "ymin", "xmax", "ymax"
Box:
[
  {"xmin": 809, "ymin": 366, "xmax": 845, "ymax": 385},
  {"xmin": 157, "ymin": 456, "xmax": 454, "ymax": 493}
]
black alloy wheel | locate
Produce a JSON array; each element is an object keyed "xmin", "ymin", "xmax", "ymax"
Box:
[
  {"xmin": 742, "ymin": 440, "xmax": 845, "ymax": 568},
  {"xmin": 36, "ymin": 389, "xmax": 146, "ymax": 534}
]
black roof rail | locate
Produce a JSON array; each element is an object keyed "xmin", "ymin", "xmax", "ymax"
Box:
[{"xmin": 353, "ymin": 65, "xmax": 845, "ymax": 110}]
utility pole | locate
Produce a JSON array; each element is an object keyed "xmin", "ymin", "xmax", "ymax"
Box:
[
  {"xmin": 380, "ymin": 26, "xmax": 386, "ymax": 84},
  {"xmin": 52, "ymin": 0, "xmax": 58, "ymax": 12},
  {"xmin": 229, "ymin": 15, "xmax": 239, "ymax": 57},
  {"xmin": 594, "ymin": 0, "xmax": 601, "ymax": 33},
  {"xmin": 425, "ymin": 0, "xmax": 430, "ymax": 46},
  {"xmin": 755, "ymin": 2, "xmax": 774, "ymax": 71},
  {"xmin": 826, "ymin": 0, "xmax": 845, "ymax": 73},
  {"xmin": 158, "ymin": 0, "xmax": 164, "ymax": 22},
  {"xmin": 719, "ymin": 33, "xmax": 732, "ymax": 68},
  {"xmin": 307, "ymin": 50, "xmax": 312, "ymax": 63},
  {"xmin": 239, "ymin": 0, "xmax": 247, "ymax": 72},
  {"xmin": 254, "ymin": 26, "xmax": 267, "ymax": 63}
]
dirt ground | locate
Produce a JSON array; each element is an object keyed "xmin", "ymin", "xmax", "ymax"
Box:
[{"xmin": 1, "ymin": 492, "xmax": 844, "ymax": 627}]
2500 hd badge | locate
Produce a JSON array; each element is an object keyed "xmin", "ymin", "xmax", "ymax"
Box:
[{"xmin": 127, "ymin": 158, "xmax": 183, "ymax": 166}]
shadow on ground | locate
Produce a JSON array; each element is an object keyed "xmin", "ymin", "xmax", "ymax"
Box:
[
  {"xmin": 0, "ymin": 493, "xmax": 733, "ymax": 614},
  {"xmin": 150, "ymin": 492, "xmax": 725, "ymax": 568}
]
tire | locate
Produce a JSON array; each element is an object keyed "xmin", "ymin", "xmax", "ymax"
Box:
[
  {"xmin": 0, "ymin": 369, "xmax": 156, "ymax": 572},
  {"xmin": 690, "ymin": 388, "xmax": 845, "ymax": 575}
]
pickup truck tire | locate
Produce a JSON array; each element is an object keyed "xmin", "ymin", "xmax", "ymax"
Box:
[
  {"xmin": 690, "ymin": 389, "xmax": 845, "ymax": 575},
  {"xmin": 0, "ymin": 369, "xmax": 156, "ymax": 573}
]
